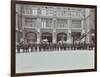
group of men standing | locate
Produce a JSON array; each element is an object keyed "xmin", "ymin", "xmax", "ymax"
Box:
[{"xmin": 16, "ymin": 39, "xmax": 94, "ymax": 53}]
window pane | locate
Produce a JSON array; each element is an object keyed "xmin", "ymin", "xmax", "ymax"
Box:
[
  {"xmin": 57, "ymin": 19, "xmax": 67, "ymax": 28},
  {"xmin": 71, "ymin": 20, "xmax": 81, "ymax": 28},
  {"xmin": 41, "ymin": 19, "xmax": 52, "ymax": 28},
  {"xmin": 41, "ymin": 7, "xmax": 46, "ymax": 16},
  {"xmin": 32, "ymin": 7, "xmax": 37, "ymax": 15},
  {"xmin": 25, "ymin": 18, "xmax": 36, "ymax": 27}
]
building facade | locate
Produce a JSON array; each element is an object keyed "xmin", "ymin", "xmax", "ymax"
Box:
[{"xmin": 16, "ymin": 4, "xmax": 95, "ymax": 45}]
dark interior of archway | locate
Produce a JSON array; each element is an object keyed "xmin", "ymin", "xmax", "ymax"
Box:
[
  {"xmin": 41, "ymin": 32, "xmax": 52, "ymax": 43},
  {"xmin": 57, "ymin": 33, "xmax": 67, "ymax": 42},
  {"xmin": 71, "ymin": 32, "xmax": 81, "ymax": 43},
  {"xmin": 25, "ymin": 32, "xmax": 37, "ymax": 44}
]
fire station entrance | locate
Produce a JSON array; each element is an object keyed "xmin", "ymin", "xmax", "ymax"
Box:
[
  {"xmin": 25, "ymin": 32, "xmax": 37, "ymax": 44},
  {"xmin": 57, "ymin": 32, "xmax": 67, "ymax": 42},
  {"xmin": 41, "ymin": 32, "xmax": 52, "ymax": 43},
  {"xmin": 71, "ymin": 32, "xmax": 81, "ymax": 44}
]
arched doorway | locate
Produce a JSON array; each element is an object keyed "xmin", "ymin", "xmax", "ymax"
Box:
[
  {"xmin": 25, "ymin": 32, "xmax": 37, "ymax": 44},
  {"xmin": 57, "ymin": 32, "xmax": 67, "ymax": 42},
  {"xmin": 71, "ymin": 32, "xmax": 81, "ymax": 44},
  {"xmin": 41, "ymin": 32, "xmax": 52, "ymax": 43}
]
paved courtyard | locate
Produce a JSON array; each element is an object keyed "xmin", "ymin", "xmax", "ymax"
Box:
[{"xmin": 16, "ymin": 50, "xmax": 95, "ymax": 73}]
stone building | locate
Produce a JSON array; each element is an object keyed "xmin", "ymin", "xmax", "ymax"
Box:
[{"xmin": 16, "ymin": 4, "xmax": 95, "ymax": 44}]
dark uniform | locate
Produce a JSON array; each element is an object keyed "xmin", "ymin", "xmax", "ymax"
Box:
[
  {"xmin": 34, "ymin": 44, "xmax": 37, "ymax": 52},
  {"xmin": 39, "ymin": 43, "xmax": 41, "ymax": 52}
]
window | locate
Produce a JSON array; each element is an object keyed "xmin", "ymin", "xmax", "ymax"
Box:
[
  {"xmin": 32, "ymin": 7, "xmax": 37, "ymax": 15},
  {"xmin": 56, "ymin": 8, "xmax": 64, "ymax": 16},
  {"xmin": 24, "ymin": 7, "xmax": 32, "ymax": 15},
  {"xmin": 56, "ymin": 8, "xmax": 68, "ymax": 16},
  {"xmin": 46, "ymin": 7, "xmax": 54, "ymax": 16},
  {"xmin": 71, "ymin": 20, "xmax": 81, "ymax": 28},
  {"xmin": 25, "ymin": 18, "xmax": 32, "ymax": 26},
  {"xmin": 41, "ymin": 19, "xmax": 46, "ymax": 28},
  {"xmin": 32, "ymin": 18, "xmax": 36, "ymax": 27},
  {"xmin": 41, "ymin": 19, "xmax": 52, "ymax": 28},
  {"xmin": 41, "ymin": 7, "xmax": 46, "ymax": 16},
  {"xmin": 57, "ymin": 19, "xmax": 67, "ymax": 28},
  {"xmin": 41, "ymin": 7, "xmax": 54, "ymax": 16},
  {"xmin": 25, "ymin": 18, "xmax": 36, "ymax": 27},
  {"xmin": 70, "ymin": 8, "xmax": 84, "ymax": 17},
  {"xmin": 46, "ymin": 19, "xmax": 52, "ymax": 27}
]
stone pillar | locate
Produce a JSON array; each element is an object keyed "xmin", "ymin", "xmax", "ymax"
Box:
[
  {"xmin": 52, "ymin": 18, "xmax": 57, "ymax": 43},
  {"xmin": 85, "ymin": 9, "xmax": 91, "ymax": 43},
  {"xmin": 16, "ymin": 14, "xmax": 18, "ymax": 30},
  {"xmin": 81, "ymin": 20, "xmax": 85, "ymax": 42},
  {"xmin": 67, "ymin": 29, "xmax": 72, "ymax": 44},
  {"xmin": 53, "ymin": 29, "xmax": 56, "ymax": 43},
  {"xmin": 86, "ymin": 16, "xmax": 91, "ymax": 43},
  {"xmin": 16, "ymin": 13, "xmax": 19, "ymax": 43},
  {"xmin": 22, "ymin": 16, "xmax": 25, "ymax": 27},
  {"xmin": 36, "ymin": 18, "xmax": 41, "ymax": 44},
  {"xmin": 87, "ymin": 18, "xmax": 91, "ymax": 43},
  {"xmin": 37, "ymin": 28, "xmax": 40, "ymax": 44},
  {"xmin": 21, "ymin": 16, "xmax": 25, "ymax": 40},
  {"xmin": 67, "ymin": 19, "xmax": 72, "ymax": 44}
]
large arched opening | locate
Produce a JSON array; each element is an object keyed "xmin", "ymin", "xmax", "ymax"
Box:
[
  {"xmin": 41, "ymin": 32, "xmax": 52, "ymax": 43},
  {"xmin": 57, "ymin": 32, "xmax": 67, "ymax": 42},
  {"xmin": 25, "ymin": 32, "xmax": 37, "ymax": 44},
  {"xmin": 71, "ymin": 32, "xmax": 81, "ymax": 44}
]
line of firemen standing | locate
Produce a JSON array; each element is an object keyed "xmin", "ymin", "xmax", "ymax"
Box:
[{"xmin": 16, "ymin": 39, "xmax": 94, "ymax": 53}]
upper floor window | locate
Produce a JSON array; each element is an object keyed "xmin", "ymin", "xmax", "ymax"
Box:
[
  {"xmin": 25, "ymin": 18, "xmax": 32, "ymax": 26},
  {"xmin": 57, "ymin": 19, "xmax": 67, "ymax": 28},
  {"xmin": 23, "ymin": 6, "xmax": 37, "ymax": 15},
  {"xmin": 25, "ymin": 18, "xmax": 36, "ymax": 27},
  {"xmin": 70, "ymin": 8, "xmax": 84, "ymax": 17},
  {"xmin": 41, "ymin": 7, "xmax": 46, "ymax": 16},
  {"xmin": 56, "ymin": 8, "xmax": 68, "ymax": 17},
  {"xmin": 24, "ymin": 7, "xmax": 32, "ymax": 15},
  {"xmin": 56, "ymin": 8, "xmax": 64, "ymax": 16},
  {"xmin": 32, "ymin": 7, "xmax": 38, "ymax": 15},
  {"xmin": 71, "ymin": 20, "xmax": 81, "ymax": 28},
  {"xmin": 41, "ymin": 18, "xmax": 52, "ymax": 28},
  {"xmin": 46, "ymin": 7, "xmax": 54, "ymax": 16}
]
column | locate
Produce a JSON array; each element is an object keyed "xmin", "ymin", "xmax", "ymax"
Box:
[
  {"xmin": 21, "ymin": 16, "xmax": 25, "ymax": 40},
  {"xmin": 81, "ymin": 20, "xmax": 85, "ymax": 34},
  {"xmin": 16, "ymin": 13, "xmax": 19, "ymax": 43},
  {"xmin": 81, "ymin": 20, "xmax": 85, "ymax": 42},
  {"xmin": 85, "ymin": 9, "xmax": 91, "ymax": 43},
  {"xmin": 16, "ymin": 13, "xmax": 18, "ymax": 30},
  {"xmin": 87, "ymin": 18, "xmax": 91, "ymax": 43},
  {"xmin": 37, "ymin": 28, "xmax": 40, "ymax": 44},
  {"xmin": 22, "ymin": 16, "xmax": 25, "ymax": 27},
  {"xmin": 67, "ymin": 19, "xmax": 72, "ymax": 44},
  {"xmin": 53, "ymin": 29, "xmax": 56, "ymax": 43},
  {"xmin": 52, "ymin": 18, "xmax": 57, "ymax": 43},
  {"xmin": 67, "ymin": 29, "xmax": 72, "ymax": 44},
  {"xmin": 36, "ymin": 18, "xmax": 41, "ymax": 44}
]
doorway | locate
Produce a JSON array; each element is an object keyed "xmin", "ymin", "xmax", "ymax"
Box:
[{"xmin": 41, "ymin": 32, "xmax": 52, "ymax": 43}]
